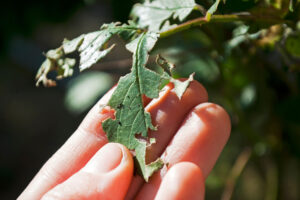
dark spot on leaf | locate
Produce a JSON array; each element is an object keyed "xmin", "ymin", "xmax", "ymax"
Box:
[{"xmin": 117, "ymin": 103, "xmax": 124, "ymax": 109}]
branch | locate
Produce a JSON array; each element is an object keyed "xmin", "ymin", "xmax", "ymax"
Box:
[
  {"xmin": 160, "ymin": 13, "xmax": 294, "ymax": 38},
  {"xmin": 221, "ymin": 148, "xmax": 252, "ymax": 200}
]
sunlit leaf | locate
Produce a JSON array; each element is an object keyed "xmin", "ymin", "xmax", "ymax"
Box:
[
  {"xmin": 131, "ymin": 0, "xmax": 196, "ymax": 31},
  {"xmin": 102, "ymin": 32, "xmax": 165, "ymax": 181},
  {"xmin": 225, "ymin": 26, "xmax": 263, "ymax": 55},
  {"xmin": 170, "ymin": 73, "xmax": 194, "ymax": 99}
]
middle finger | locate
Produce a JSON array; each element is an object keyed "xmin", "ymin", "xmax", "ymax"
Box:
[{"xmin": 126, "ymin": 80, "xmax": 208, "ymax": 199}]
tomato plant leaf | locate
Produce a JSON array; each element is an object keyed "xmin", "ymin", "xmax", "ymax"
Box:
[
  {"xmin": 225, "ymin": 25, "xmax": 263, "ymax": 55},
  {"xmin": 35, "ymin": 23, "xmax": 139, "ymax": 87},
  {"xmin": 102, "ymin": 31, "xmax": 165, "ymax": 181},
  {"xmin": 171, "ymin": 73, "xmax": 194, "ymax": 100},
  {"xmin": 131, "ymin": 0, "xmax": 196, "ymax": 31}
]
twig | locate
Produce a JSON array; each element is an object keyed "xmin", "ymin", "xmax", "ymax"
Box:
[
  {"xmin": 264, "ymin": 158, "xmax": 278, "ymax": 200},
  {"xmin": 160, "ymin": 14, "xmax": 294, "ymax": 38},
  {"xmin": 193, "ymin": 4, "xmax": 207, "ymax": 16},
  {"xmin": 221, "ymin": 148, "xmax": 252, "ymax": 200}
]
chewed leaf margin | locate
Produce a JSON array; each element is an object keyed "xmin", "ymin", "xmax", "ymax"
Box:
[
  {"xmin": 35, "ymin": 22, "xmax": 140, "ymax": 87},
  {"xmin": 102, "ymin": 31, "xmax": 166, "ymax": 181}
]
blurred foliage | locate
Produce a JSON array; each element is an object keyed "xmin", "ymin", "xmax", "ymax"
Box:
[
  {"xmin": 65, "ymin": 71, "xmax": 113, "ymax": 114},
  {"xmin": 0, "ymin": 0, "xmax": 299, "ymax": 199}
]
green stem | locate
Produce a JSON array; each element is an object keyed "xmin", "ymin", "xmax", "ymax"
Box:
[
  {"xmin": 193, "ymin": 4, "xmax": 207, "ymax": 15},
  {"xmin": 160, "ymin": 13, "xmax": 293, "ymax": 38},
  {"xmin": 221, "ymin": 148, "xmax": 252, "ymax": 200}
]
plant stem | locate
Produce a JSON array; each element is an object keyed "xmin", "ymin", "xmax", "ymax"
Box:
[
  {"xmin": 160, "ymin": 13, "xmax": 293, "ymax": 38},
  {"xmin": 221, "ymin": 148, "xmax": 252, "ymax": 200},
  {"xmin": 193, "ymin": 4, "xmax": 207, "ymax": 16}
]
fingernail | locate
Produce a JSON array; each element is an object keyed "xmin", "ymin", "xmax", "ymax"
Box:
[{"xmin": 83, "ymin": 143, "xmax": 123, "ymax": 174}]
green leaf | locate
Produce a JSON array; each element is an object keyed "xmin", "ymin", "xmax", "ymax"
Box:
[
  {"xmin": 171, "ymin": 73, "xmax": 194, "ymax": 99},
  {"xmin": 64, "ymin": 71, "xmax": 113, "ymax": 114},
  {"xmin": 285, "ymin": 33, "xmax": 300, "ymax": 57},
  {"xmin": 102, "ymin": 32, "xmax": 164, "ymax": 181},
  {"xmin": 131, "ymin": 0, "xmax": 196, "ymax": 31},
  {"xmin": 35, "ymin": 23, "xmax": 139, "ymax": 87},
  {"xmin": 289, "ymin": 0, "xmax": 299, "ymax": 12},
  {"xmin": 289, "ymin": 0, "xmax": 295, "ymax": 11},
  {"xmin": 206, "ymin": 0, "xmax": 222, "ymax": 21},
  {"xmin": 233, "ymin": 25, "xmax": 250, "ymax": 37},
  {"xmin": 225, "ymin": 26, "xmax": 263, "ymax": 55}
]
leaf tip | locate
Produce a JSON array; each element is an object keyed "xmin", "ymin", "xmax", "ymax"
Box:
[{"xmin": 171, "ymin": 73, "xmax": 195, "ymax": 100}]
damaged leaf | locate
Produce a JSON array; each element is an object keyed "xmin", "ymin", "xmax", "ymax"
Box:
[
  {"xmin": 102, "ymin": 32, "xmax": 164, "ymax": 181},
  {"xmin": 171, "ymin": 73, "xmax": 194, "ymax": 99},
  {"xmin": 35, "ymin": 23, "xmax": 139, "ymax": 87}
]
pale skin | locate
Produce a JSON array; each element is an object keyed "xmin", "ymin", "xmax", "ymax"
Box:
[{"xmin": 18, "ymin": 80, "xmax": 231, "ymax": 200}]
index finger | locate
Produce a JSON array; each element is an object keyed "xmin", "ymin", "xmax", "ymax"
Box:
[
  {"xmin": 18, "ymin": 88, "xmax": 115, "ymax": 200},
  {"xmin": 135, "ymin": 103, "xmax": 231, "ymax": 200}
]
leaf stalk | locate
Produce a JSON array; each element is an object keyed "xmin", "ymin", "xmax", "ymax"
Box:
[{"xmin": 160, "ymin": 13, "xmax": 294, "ymax": 38}]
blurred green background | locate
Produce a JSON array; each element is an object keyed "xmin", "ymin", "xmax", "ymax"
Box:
[{"xmin": 0, "ymin": 0, "xmax": 299, "ymax": 199}]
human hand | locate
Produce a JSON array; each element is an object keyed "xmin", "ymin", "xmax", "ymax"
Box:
[{"xmin": 18, "ymin": 80, "xmax": 231, "ymax": 200}]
